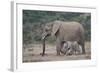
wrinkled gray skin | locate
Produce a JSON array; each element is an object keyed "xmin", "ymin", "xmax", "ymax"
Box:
[
  {"xmin": 42, "ymin": 20, "xmax": 85, "ymax": 56},
  {"xmin": 61, "ymin": 41, "xmax": 83, "ymax": 55}
]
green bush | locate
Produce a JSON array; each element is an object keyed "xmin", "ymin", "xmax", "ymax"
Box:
[{"xmin": 23, "ymin": 10, "xmax": 91, "ymax": 45}]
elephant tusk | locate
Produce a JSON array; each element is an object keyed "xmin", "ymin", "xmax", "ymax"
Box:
[{"xmin": 42, "ymin": 36, "xmax": 46, "ymax": 40}]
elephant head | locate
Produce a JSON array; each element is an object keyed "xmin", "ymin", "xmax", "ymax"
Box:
[
  {"xmin": 42, "ymin": 21, "xmax": 61, "ymax": 40},
  {"xmin": 41, "ymin": 21, "xmax": 61, "ymax": 56},
  {"xmin": 61, "ymin": 41, "xmax": 73, "ymax": 55}
]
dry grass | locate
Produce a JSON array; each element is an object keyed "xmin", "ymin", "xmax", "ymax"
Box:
[{"xmin": 23, "ymin": 42, "xmax": 91, "ymax": 62}]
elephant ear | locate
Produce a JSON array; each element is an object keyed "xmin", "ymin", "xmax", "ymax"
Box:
[{"xmin": 51, "ymin": 21, "xmax": 61, "ymax": 36}]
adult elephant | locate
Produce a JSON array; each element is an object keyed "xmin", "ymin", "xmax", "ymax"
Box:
[{"xmin": 41, "ymin": 20, "xmax": 85, "ymax": 56}]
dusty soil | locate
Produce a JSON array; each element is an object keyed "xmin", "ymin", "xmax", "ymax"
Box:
[{"xmin": 23, "ymin": 42, "xmax": 91, "ymax": 62}]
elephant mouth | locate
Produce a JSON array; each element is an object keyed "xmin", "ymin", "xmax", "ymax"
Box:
[{"xmin": 42, "ymin": 36, "xmax": 46, "ymax": 40}]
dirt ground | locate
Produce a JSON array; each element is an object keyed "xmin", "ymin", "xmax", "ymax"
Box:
[{"xmin": 23, "ymin": 42, "xmax": 91, "ymax": 62}]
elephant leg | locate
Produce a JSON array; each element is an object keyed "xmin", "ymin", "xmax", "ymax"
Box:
[
  {"xmin": 56, "ymin": 39, "xmax": 61, "ymax": 55},
  {"xmin": 56, "ymin": 46, "xmax": 61, "ymax": 55},
  {"xmin": 78, "ymin": 40, "xmax": 85, "ymax": 54},
  {"xmin": 82, "ymin": 42, "xmax": 85, "ymax": 54}
]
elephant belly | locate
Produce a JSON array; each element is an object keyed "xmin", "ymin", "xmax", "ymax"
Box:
[
  {"xmin": 64, "ymin": 34, "xmax": 79, "ymax": 41},
  {"xmin": 60, "ymin": 29, "xmax": 80, "ymax": 42}
]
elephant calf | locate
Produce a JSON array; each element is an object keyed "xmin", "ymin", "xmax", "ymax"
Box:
[{"xmin": 61, "ymin": 41, "xmax": 82, "ymax": 55}]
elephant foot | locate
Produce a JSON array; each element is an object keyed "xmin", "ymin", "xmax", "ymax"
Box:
[
  {"xmin": 82, "ymin": 52, "xmax": 85, "ymax": 55},
  {"xmin": 56, "ymin": 54, "xmax": 60, "ymax": 56},
  {"xmin": 40, "ymin": 53, "xmax": 47, "ymax": 56},
  {"xmin": 82, "ymin": 50, "xmax": 86, "ymax": 54},
  {"xmin": 56, "ymin": 53, "xmax": 60, "ymax": 56},
  {"xmin": 68, "ymin": 54, "xmax": 72, "ymax": 56}
]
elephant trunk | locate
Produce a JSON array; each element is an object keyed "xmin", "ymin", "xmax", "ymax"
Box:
[
  {"xmin": 41, "ymin": 32, "xmax": 50, "ymax": 56},
  {"xmin": 41, "ymin": 33, "xmax": 47, "ymax": 56},
  {"xmin": 42, "ymin": 38, "xmax": 45, "ymax": 56}
]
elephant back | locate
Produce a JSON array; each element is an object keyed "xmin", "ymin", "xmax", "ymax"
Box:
[{"xmin": 58, "ymin": 21, "xmax": 84, "ymax": 42}]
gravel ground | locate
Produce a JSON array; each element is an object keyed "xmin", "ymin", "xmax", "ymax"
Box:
[{"xmin": 23, "ymin": 42, "xmax": 91, "ymax": 62}]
